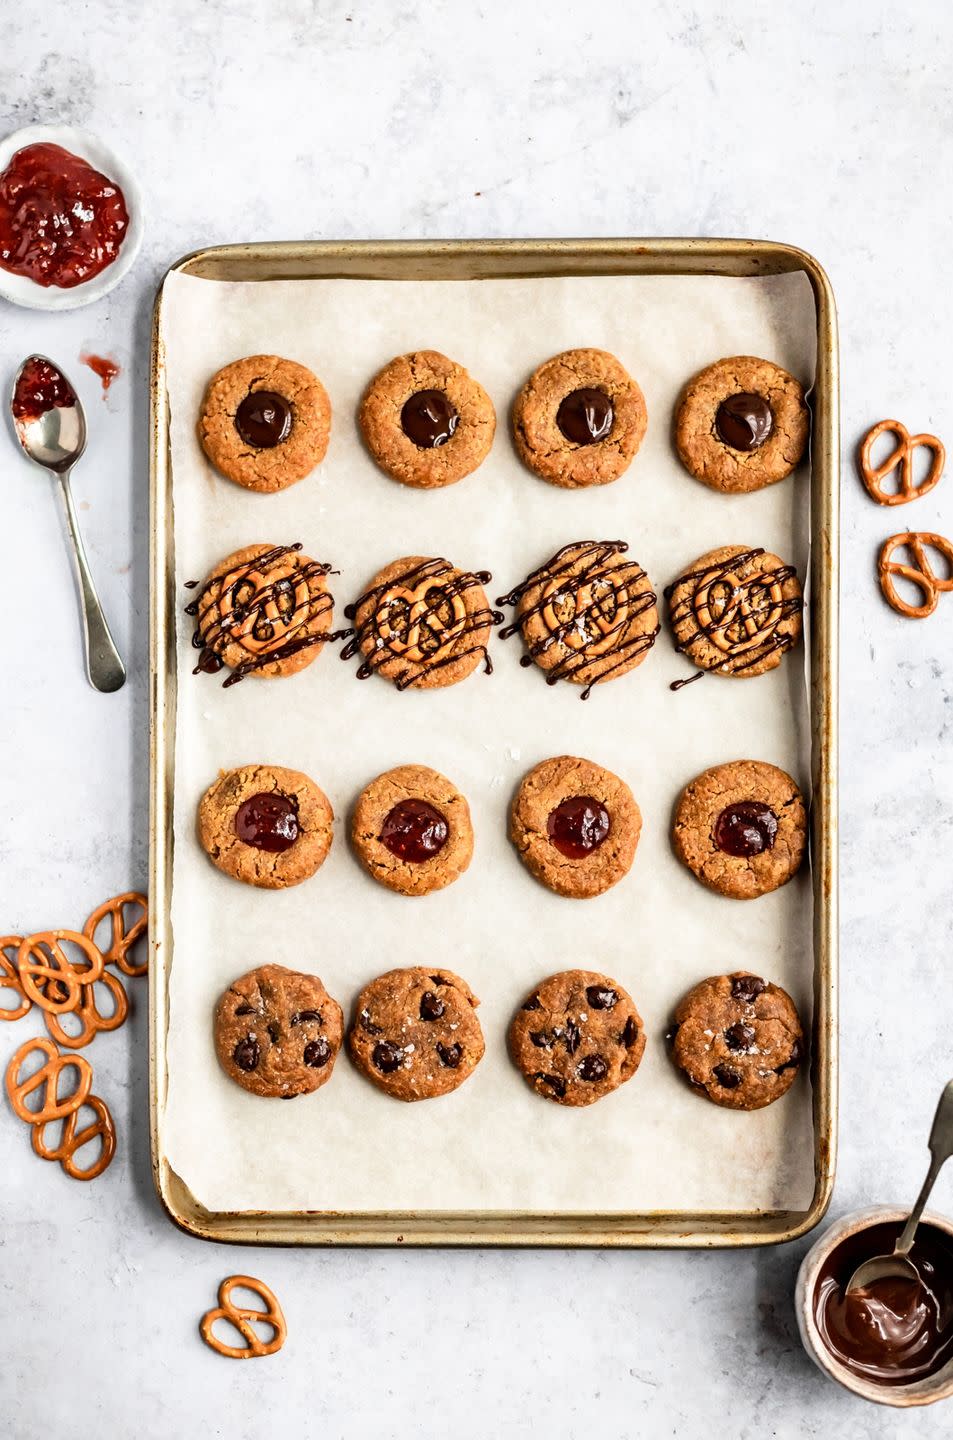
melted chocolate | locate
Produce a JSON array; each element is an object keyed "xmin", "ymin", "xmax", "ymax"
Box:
[
  {"xmin": 234, "ymin": 792, "xmax": 299, "ymax": 852},
  {"xmin": 400, "ymin": 389, "xmax": 459, "ymax": 448},
  {"xmin": 379, "ymin": 799, "xmax": 449, "ymax": 862},
  {"xmin": 497, "ymin": 541, "xmax": 659, "ymax": 700},
  {"xmin": 546, "ymin": 796, "xmax": 611, "ymax": 859},
  {"xmin": 714, "ymin": 801, "xmax": 778, "ymax": 858},
  {"xmin": 670, "ymin": 670, "xmax": 705, "ymax": 692},
  {"xmin": 235, "ymin": 390, "xmax": 292, "ymax": 448},
  {"xmin": 715, "ymin": 392, "xmax": 773, "ymax": 451},
  {"xmin": 556, "ymin": 387, "xmax": 614, "ymax": 445},
  {"xmin": 814, "ymin": 1222, "xmax": 953, "ymax": 1386},
  {"xmin": 665, "ymin": 547, "xmax": 801, "ymax": 675}
]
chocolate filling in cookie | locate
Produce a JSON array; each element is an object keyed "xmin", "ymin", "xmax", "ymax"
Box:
[
  {"xmin": 400, "ymin": 389, "xmax": 459, "ymax": 448},
  {"xmin": 555, "ymin": 387, "xmax": 614, "ymax": 445},
  {"xmin": 546, "ymin": 796, "xmax": 611, "ymax": 859},
  {"xmin": 714, "ymin": 801, "xmax": 778, "ymax": 858},
  {"xmin": 234, "ymin": 390, "xmax": 293, "ymax": 448},
  {"xmin": 379, "ymin": 799, "xmax": 449, "ymax": 862},
  {"xmin": 715, "ymin": 392, "xmax": 773, "ymax": 452},
  {"xmin": 234, "ymin": 792, "xmax": 300, "ymax": 853}
]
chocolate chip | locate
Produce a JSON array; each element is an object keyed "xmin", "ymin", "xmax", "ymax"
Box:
[
  {"xmin": 233, "ymin": 1036, "xmax": 260, "ymax": 1072},
  {"xmin": 360, "ymin": 1009, "xmax": 383, "ymax": 1036},
  {"xmin": 373, "ymin": 1041, "xmax": 401, "ymax": 1073},
  {"xmin": 586, "ymin": 985, "xmax": 618, "ymax": 1010},
  {"xmin": 713, "ymin": 1064, "xmax": 742, "ymax": 1089},
  {"xmin": 725, "ymin": 1022, "xmax": 756, "ymax": 1052},
  {"xmin": 429, "ymin": 974, "xmax": 448, "ymax": 986},
  {"xmin": 522, "ymin": 994, "xmax": 542, "ymax": 1011},
  {"xmin": 564, "ymin": 1020, "xmax": 581, "ymax": 1055},
  {"xmin": 536, "ymin": 1072, "xmax": 566, "ymax": 1098},
  {"xmin": 775, "ymin": 1039, "xmax": 803, "ymax": 1074},
  {"xmin": 437, "ymin": 1042, "xmax": 461, "ymax": 1069},
  {"xmin": 529, "ymin": 1031, "xmax": 551, "ymax": 1049},
  {"xmin": 290, "ymin": 1009, "xmax": 322, "ymax": 1026},
  {"xmin": 730, "ymin": 975, "xmax": 766, "ymax": 1003},
  {"xmin": 620, "ymin": 1016, "xmax": 639, "ymax": 1047},
  {"xmin": 304, "ymin": 1038, "xmax": 331, "ymax": 1068},
  {"xmin": 234, "ymin": 1003, "xmax": 257, "ymax": 1016},
  {"xmin": 579, "ymin": 1054, "xmax": 609, "ymax": 1082},
  {"xmin": 419, "ymin": 991, "xmax": 445, "ymax": 1022},
  {"xmin": 267, "ymin": 1021, "xmax": 280, "ymax": 1044}
]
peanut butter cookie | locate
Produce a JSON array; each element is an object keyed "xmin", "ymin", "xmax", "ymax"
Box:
[
  {"xmin": 668, "ymin": 972, "xmax": 804, "ymax": 1110},
  {"xmin": 347, "ymin": 967, "xmax": 484, "ymax": 1101},
  {"xmin": 198, "ymin": 764, "xmax": 333, "ymax": 890},
  {"xmin": 198, "ymin": 354, "xmax": 331, "ymax": 492},
  {"xmin": 214, "ymin": 963, "xmax": 344, "ymax": 1098},
  {"xmin": 672, "ymin": 760, "xmax": 807, "ymax": 900},
  {"xmin": 674, "ymin": 355, "xmax": 809, "ymax": 494},
  {"xmin": 359, "ymin": 350, "xmax": 495, "ymax": 488},
  {"xmin": 666, "ymin": 544, "xmax": 803, "ymax": 679},
  {"xmin": 351, "ymin": 764, "xmax": 473, "ymax": 897},
  {"xmin": 512, "ymin": 348, "xmax": 647, "ymax": 488},
  {"xmin": 510, "ymin": 755, "xmax": 641, "ymax": 899},
  {"xmin": 509, "ymin": 969, "xmax": 646, "ymax": 1106}
]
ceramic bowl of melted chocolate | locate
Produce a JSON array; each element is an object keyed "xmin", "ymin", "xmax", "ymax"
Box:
[{"xmin": 796, "ymin": 1206, "xmax": 953, "ymax": 1406}]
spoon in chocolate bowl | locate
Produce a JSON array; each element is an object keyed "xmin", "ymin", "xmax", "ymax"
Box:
[
  {"xmin": 10, "ymin": 354, "xmax": 125, "ymax": 692},
  {"xmin": 847, "ymin": 1079, "xmax": 953, "ymax": 1294}
]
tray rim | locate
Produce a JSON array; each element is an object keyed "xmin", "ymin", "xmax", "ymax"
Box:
[{"xmin": 149, "ymin": 236, "xmax": 839, "ymax": 1248}]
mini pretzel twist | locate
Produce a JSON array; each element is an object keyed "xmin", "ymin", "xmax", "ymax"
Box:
[
  {"xmin": 878, "ymin": 532, "xmax": 953, "ymax": 618},
  {"xmin": 376, "ymin": 579, "xmax": 467, "ymax": 664},
  {"xmin": 540, "ymin": 575, "xmax": 629, "ymax": 657},
  {"xmin": 44, "ymin": 964, "xmax": 129, "ymax": 1050},
  {"xmin": 0, "ymin": 936, "xmax": 30, "ymax": 1022},
  {"xmin": 200, "ymin": 1275, "xmax": 287, "ymax": 1359},
  {"xmin": 693, "ymin": 568, "xmax": 783, "ymax": 655},
  {"xmin": 5, "ymin": 1036, "xmax": 92, "ymax": 1124},
  {"xmin": 32, "ymin": 1094, "xmax": 116, "ymax": 1180},
  {"xmin": 83, "ymin": 892, "xmax": 148, "ymax": 978},
  {"xmin": 859, "ymin": 419, "xmax": 945, "ymax": 506},
  {"xmin": 17, "ymin": 932, "xmax": 103, "ymax": 1014}
]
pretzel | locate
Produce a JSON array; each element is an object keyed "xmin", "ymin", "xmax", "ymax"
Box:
[
  {"xmin": 859, "ymin": 420, "xmax": 945, "ymax": 506},
  {"xmin": 200, "ymin": 1275, "xmax": 287, "ymax": 1359},
  {"xmin": 17, "ymin": 931, "xmax": 103, "ymax": 1013},
  {"xmin": 44, "ymin": 963, "xmax": 128, "ymax": 1050},
  {"xmin": 83, "ymin": 892, "xmax": 148, "ymax": 978},
  {"xmin": 0, "ymin": 936, "xmax": 29, "ymax": 1022},
  {"xmin": 5, "ymin": 1036, "xmax": 92, "ymax": 1124},
  {"xmin": 32, "ymin": 1094, "xmax": 116, "ymax": 1180},
  {"xmin": 878, "ymin": 532, "xmax": 953, "ymax": 618}
]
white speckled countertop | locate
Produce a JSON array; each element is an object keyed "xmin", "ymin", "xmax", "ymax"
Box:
[{"xmin": 2, "ymin": 3, "xmax": 952, "ymax": 1435}]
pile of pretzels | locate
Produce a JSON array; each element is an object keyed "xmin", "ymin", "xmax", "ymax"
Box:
[{"xmin": 858, "ymin": 419, "xmax": 953, "ymax": 618}]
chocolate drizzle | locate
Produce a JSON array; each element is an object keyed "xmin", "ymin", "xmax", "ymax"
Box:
[
  {"xmin": 665, "ymin": 547, "xmax": 801, "ymax": 676},
  {"xmin": 497, "ymin": 541, "xmax": 659, "ymax": 700},
  {"xmin": 340, "ymin": 557, "xmax": 503, "ymax": 690}
]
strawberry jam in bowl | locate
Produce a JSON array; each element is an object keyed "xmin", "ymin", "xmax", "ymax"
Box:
[{"xmin": 0, "ymin": 125, "xmax": 143, "ymax": 310}]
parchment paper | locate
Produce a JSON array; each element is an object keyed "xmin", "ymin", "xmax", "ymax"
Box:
[{"xmin": 160, "ymin": 268, "xmax": 816, "ymax": 1215}]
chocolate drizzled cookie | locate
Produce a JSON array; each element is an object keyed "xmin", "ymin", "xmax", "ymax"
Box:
[
  {"xmin": 498, "ymin": 540, "xmax": 659, "ymax": 698},
  {"xmin": 665, "ymin": 544, "xmax": 803, "ymax": 680},
  {"xmin": 341, "ymin": 555, "xmax": 503, "ymax": 690}
]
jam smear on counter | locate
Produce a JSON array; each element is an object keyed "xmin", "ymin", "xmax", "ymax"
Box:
[
  {"xmin": 0, "ymin": 143, "xmax": 129, "ymax": 288},
  {"xmin": 80, "ymin": 353, "xmax": 121, "ymax": 392}
]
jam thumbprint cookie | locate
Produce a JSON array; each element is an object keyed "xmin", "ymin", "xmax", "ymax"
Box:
[
  {"xmin": 509, "ymin": 970, "xmax": 646, "ymax": 1106},
  {"xmin": 214, "ymin": 964, "xmax": 344, "ymax": 1098},
  {"xmin": 359, "ymin": 350, "xmax": 495, "ymax": 488},
  {"xmin": 673, "ymin": 760, "xmax": 807, "ymax": 900},
  {"xmin": 188, "ymin": 542, "xmax": 336, "ymax": 685},
  {"xmin": 342, "ymin": 554, "xmax": 502, "ymax": 690},
  {"xmin": 198, "ymin": 764, "xmax": 333, "ymax": 890},
  {"xmin": 666, "ymin": 544, "xmax": 802, "ymax": 680},
  {"xmin": 498, "ymin": 541, "xmax": 658, "ymax": 698},
  {"xmin": 512, "ymin": 348, "xmax": 647, "ymax": 488},
  {"xmin": 510, "ymin": 755, "xmax": 641, "ymax": 899},
  {"xmin": 667, "ymin": 972, "xmax": 804, "ymax": 1110},
  {"xmin": 351, "ymin": 765, "xmax": 473, "ymax": 897},
  {"xmin": 348, "ymin": 967, "xmax": 484, "ymax": 1101},
  {"xmin": 674, "ymin": 355, "xmax": 809, "ymax": 494},
  {"xmin": 198, "ymin": 355, "xmax": 331, "ymax": 492}
]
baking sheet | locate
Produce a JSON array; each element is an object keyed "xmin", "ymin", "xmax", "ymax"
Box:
[{"xmin": 160, "ymin": 269, "xmax": 816, "ymax": 1215}]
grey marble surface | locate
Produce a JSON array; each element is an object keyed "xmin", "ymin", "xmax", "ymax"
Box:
[{"xmin": 2, "ymin": 2, "xmax": 952, "ymax": 1435}]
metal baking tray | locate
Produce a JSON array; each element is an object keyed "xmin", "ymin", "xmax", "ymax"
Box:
[{"xmin": 149, "ymin": 238, "xmax": 839, "ymax": 1247}]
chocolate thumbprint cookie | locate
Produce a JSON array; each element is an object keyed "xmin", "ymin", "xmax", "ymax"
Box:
[
  {"xmin": 360, "ymin": 350, "xmax": 496, "ymax": 488},
  {"xmin": 674, "ymin": 355, "xmax": 809, "ymax": 494},
  {"xmin": 198, "ymin": 354, "xmax": 331, "ymax": 492},
  {"xmin": 512, "ymin": 348, "xmax": 647, "ymax": 488},
  {"xmin": 666, "ymin": 544, "xmax": 802, "ymax": 680}
]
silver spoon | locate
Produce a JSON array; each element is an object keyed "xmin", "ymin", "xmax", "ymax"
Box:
[
  {"xmin": 11, "ymin": 355, "xmax": 125, "ymax": 693},
  {"xmin": 848, "ymin": 1078, "xmax": 953, "ymax": 1293}
]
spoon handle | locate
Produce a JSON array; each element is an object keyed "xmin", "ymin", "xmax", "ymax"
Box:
[
  {"xmin": 59, "ymin": 473, "xmax": 126, "ymax": 693},
  {"xmin": 897, "ymin": 1078, "xmax": 953, "ymax": 1256}
]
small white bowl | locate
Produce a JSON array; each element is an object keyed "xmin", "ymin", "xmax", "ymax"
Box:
[
  {"xmin": 0, "ymin": 123, "xmax": 143, "ymax": 311},
  {"xmin": 796, "ymin": 1204, "xmax": 953, "ymax": 1408}
]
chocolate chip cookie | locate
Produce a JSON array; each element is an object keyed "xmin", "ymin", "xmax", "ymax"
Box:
[
  {"xmin": 342, "ymin": 554, "xmax": 501, "ymax": 689},
  {"xmin": 674, "ymin": 355, "xmax": 809, "ymax": 494},
  {"xmin": 512, "ymin": 348, "xmax": 647, "ymax": 488},
  {"xmin": 351, "ymin": 764, "xmax": 473, "ymax": 897},
  {"xmin": 673, "ymin": 760, "xmax": 807, "ymax": 900},
  {"xmin": 198, "ymin": 764, "xmax": 334, "ymax": 890},
  {"xmin": 359, "ymin": 350, "xmax": 495, "ymax": 489},
  {"xmin": 509, "ymin": 970, "xmax": 646, "ymax": 1106},
  {"xmin": 347, "ymin": 967, "xmax": 484, "ymax": 1101},
  {"xmin": 668, "ymin": 972, "xmax": 804, "ymax": 1110},
  {"xmin": 510, "ymin": 755, "xmax": 641, "ymax": 899},
  {"xmin": 214, "ymin": 963, "xmax": 344, "ymax": 1098},
  {"xmin": 666, "ymin": 544, "xmax": 803, "ymax": 679},
  {"xmin": 188, "ymin": 542, "xmax": 335, "ymax": 685},
  {"xmin": 198, "ymin": 354, "xmax": 331, "ymax": 492},
  {"xmin": 498, "ymin": 541, "xmax": 659, "ymax": 698}
]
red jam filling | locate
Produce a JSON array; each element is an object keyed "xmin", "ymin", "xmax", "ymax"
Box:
[
  {"xmin": 0, "ymin": 143, "xmax": 129, "ymax": 289},
  {"xmin": 12, "ymin": 357, "xmax": 76, "ymax": 421},
  {"xmin": 546, "ymin": 796, "xmax": 611, "ymax": 859},
  {"xmin": 234, "ymin": 792, "xmax": 299, "ymax": 853},
  {"xmin": 379, "ymin": 799, "xmax": 449, "ymax": 862}
]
